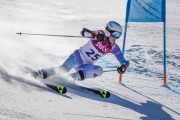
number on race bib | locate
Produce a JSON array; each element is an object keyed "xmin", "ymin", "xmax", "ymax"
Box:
[{"xmin": 85, "ymin": 49, "xmax": 101, "ymax": 61}]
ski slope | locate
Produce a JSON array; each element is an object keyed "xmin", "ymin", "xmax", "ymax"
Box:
[{"xmin": 0, "ymin": 0, "xmax": 180, "ymax": 119}]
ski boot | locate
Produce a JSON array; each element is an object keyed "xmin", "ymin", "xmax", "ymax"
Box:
[{"xmin": 31, "ymin": 69, "xmax": 48, "ymax": 79}]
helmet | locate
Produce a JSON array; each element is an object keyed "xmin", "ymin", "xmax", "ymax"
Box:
[{"xmin": 104, "ymin": 21, "xmax": 123, "ymax": 39}]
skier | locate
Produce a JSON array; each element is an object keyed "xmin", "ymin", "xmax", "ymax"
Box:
[{"xmin": 31, "ymin": 21, "xmax": 130, "ymax": 81}]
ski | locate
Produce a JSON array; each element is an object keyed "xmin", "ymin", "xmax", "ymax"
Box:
[
  {"xmin": 26, "ymin": 71, "xmax": 110, "ymax": 98},
  {"xmin": 45, "ymin": 83, "xmax": 111, "ymax": 98},
  {"xmin": 45, "ymin": 84, "xmax": 67, "ymax": 94},
  {"xmin": 79, "ymin": 86, "xmax": 111, "ymax": 98}
]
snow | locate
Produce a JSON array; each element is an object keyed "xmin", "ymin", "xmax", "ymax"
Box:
[{"xmin": 0, "ymin": 0, "xmax": 180, "ymax": 120}]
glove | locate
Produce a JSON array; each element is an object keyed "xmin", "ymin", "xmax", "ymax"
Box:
[
  {"xmin": 117, "ymin": 61, "xmax": 130, "ymax": 74},
  {"xmin": 92, "ymin": 30, "xmax": 106, "ymax": 41},
  {"xmin": 117, "ymin": 64, "xmax": 127, "ymax": 74}
]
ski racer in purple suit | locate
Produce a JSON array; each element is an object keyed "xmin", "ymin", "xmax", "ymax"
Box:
[{"xmin": 32, "ymin": 21, "xmax": 130, "ymax": 81}]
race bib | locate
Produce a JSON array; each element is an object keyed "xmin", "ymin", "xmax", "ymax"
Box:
[{"xmin": 79, "ymin": 40, "xmax": 112, "ymax": 63}]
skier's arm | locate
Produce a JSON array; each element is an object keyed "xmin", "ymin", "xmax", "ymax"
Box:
[
  {"xmin": 80, "ymin": 28, "xmax": 106, "ymax": 41},
  {"xmin": 112, "ymin": 45, "xmax": 130, "ymax": 74}
]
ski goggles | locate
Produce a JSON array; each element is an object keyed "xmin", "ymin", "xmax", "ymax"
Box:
[
  {"xmin": 105, "ymin": 27, "xmax": 122, "ymax": 39},
  {"xmin": 111, "ymin": 31, "xmax": 122, "ymax": 39}
]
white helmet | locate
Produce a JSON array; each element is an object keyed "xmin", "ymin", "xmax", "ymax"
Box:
[{"xmin": 104, "ymin": 21, "xmax": 123, "ymax": 39}]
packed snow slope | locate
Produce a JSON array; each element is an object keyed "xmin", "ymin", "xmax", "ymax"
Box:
[{"xmin": 0, "ymin": 0, "xmax": 180, "ymax": 120}]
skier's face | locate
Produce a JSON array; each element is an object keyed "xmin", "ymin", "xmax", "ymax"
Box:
[{"xmin": 109, "ymin": 35, "xmax": 117, "ymax": 44}]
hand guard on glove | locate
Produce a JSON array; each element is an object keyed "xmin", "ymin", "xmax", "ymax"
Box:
[
  {"xmin": 117, "ymin": 65, "xmax": 127, "ymax": 74},
  {"xmin": 80, "ymin": 28, "xmax": 106, "ymax": 41},
  {"xmin": 81, "ymin": 28, "xmax": 93, "ymax": 38},
  {"xmin": 117, "ymin": 61, "xmax": 130, "ymax": 74},
  {"xmin": 92, "ymin": 30, "xmax": 107, "ymax": 41}
]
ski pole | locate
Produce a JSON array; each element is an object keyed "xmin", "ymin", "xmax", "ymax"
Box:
[
  {"xmin": 104, "ymin": 69, "xmax": 122, "ymax": 83},
  {"xmin": 103, "ymin": 70, "xmax": 117, "ymax": 72},
  {"xmin": 16, "ymin": 32, "xmax": 87, "ymax": 38}
]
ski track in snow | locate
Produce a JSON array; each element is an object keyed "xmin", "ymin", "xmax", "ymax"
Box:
[{"xmin": 0, "ymin": 0, "xmax": 180, "ymax": 120}]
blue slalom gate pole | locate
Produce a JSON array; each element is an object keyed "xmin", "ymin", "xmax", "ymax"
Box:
[{"xmin": 163, "ymin": 0, "xmax": 167, "ymax": 86}]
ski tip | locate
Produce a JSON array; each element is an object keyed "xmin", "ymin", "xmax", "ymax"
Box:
[{"xmin": 45, "ymin": 84, "xmax": 51, "ymax": 87}]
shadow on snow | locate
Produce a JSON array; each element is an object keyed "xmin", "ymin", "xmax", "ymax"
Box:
[{"xmin": 0, "ymin": 66, "xmax": 178, "ymax": 120}]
